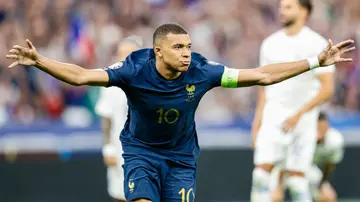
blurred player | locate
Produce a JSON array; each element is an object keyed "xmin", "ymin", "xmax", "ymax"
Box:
[
  {"xmin": 6, "ymin": 23, "xmax": 354, "ymax": 202},
  {"xmin": 95, "ymin": 36, "xmax": 143, "ymax": 202},
  {"xmin": 271, "ymin": 112, "xmax": 344, "ymax": 202},
  {"xmin": 251, "ymin": 0, "xmax": 339, "ymax": 201}
]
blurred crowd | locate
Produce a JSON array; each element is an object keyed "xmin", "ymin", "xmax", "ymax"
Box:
[{"xmin": 0, "ymin": 0, "xmax": 359, "ymax": 126}]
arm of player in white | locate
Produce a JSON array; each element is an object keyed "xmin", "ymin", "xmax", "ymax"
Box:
[
  {"xmin": 220, "ymin": 39, "xmax": 355, "ymax": 88},
  {"xmin": 295, "ymin": 72, "xmax": 335, "ymax": 117},
  {"xmin": 6, "ymin": 39, "xmax": 109, "ymax": 86},
  {"xmin": 320, "ymin": 139, "xmax": 345, "ymax": 186}
]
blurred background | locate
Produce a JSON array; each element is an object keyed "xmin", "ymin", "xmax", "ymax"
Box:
[{"xmin": 0, "ymin": 0, "xmax": 360, "ymax": 201}]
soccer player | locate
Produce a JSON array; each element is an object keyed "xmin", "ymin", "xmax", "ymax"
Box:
[
  {"xmin": 271, "ymin": 112, "xmax": 344, "ymax": 202},
  {"xmin": 251, "ymin": 0, "xmax": 342, "ymax": 201},
  {"xmin": 5, "ymin": 23, "xmax": 354, "ymax": 202},
  {"xmin": 95, "ymin": 35, "xmax": 143, "ymax": 202}
]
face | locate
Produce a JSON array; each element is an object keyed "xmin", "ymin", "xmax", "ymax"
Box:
[
  {"xmin": 279, "ymin": 0, "xmax": 307, "ymax": 27},
  {"xmin": 155, "ymin": 33, "xmax": 192, "ymax": 72},
  {"xmin": 317, "ymin": 120, "xmax": 328, "ymax": 142},
  {"xmin": 117, "ymin": 43, "xmax": 139, "ymax": 61}
]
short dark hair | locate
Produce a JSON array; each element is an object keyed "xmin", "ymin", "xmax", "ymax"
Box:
[
  {"xmin": 298, "ymin": 0, "xmax": 313, "ymax": 16},
  {"xmin": 153, "ymin": 23, "xmax": 188, "ymax": 46},
  {"xmin": 318, "ymin": 111, "xmax": 328, "ymax": 121}
]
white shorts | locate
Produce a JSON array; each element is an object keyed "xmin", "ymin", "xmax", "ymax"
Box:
[
  {"xmin": 107, "ymin": 155, "xmax": 126, "ymax": 200},
  {"xmin": 254, "ymin": 118, "xmax": 317, "ymax": 173}
]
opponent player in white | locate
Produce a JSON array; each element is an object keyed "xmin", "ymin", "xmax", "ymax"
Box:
[
  {"xmin": 95, "ymin": 36, "xmax": 143, "ymax": 202},
  {"xmin": 251, "ymin": 0, "xmax": 336, "ymax": 201},
  {"xmin": 271, "ymin": 112, "xmax": 344, "ymax": 202}
]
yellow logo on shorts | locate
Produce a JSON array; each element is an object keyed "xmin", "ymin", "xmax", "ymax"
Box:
[{"xmin": 128, "ymin": 180, "xmax": 135, "ymax": 193}]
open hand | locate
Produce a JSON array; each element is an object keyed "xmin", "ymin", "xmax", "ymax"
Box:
[
  {"xmin": 282, "ymin": 113, "xmax": 301, "ymax": 134},
  {"xmin": 5, "ymin": 39, "xmax": 38, "ymax": 68},
  {"xmin": 318, "ymin": 39, "xmax": 355, "ymax": 67}
]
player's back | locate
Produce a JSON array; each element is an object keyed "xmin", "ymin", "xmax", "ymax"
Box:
[
  {"xmin": 260, "ymin": 27, "xmax": 335, "ymax": 123},
  {"xmin": 105, "ymin": 48, "xmax": 224, "ymax": 158},
  {"xmin": 313, "ymin": 128, "xmax": 344, "ymax": 167}
]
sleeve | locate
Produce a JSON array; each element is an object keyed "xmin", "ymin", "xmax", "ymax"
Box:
[
  {"xmin": 313, "ymin": 38, "xmax": 336, "ymax": 75},
  {"xmin": 203, "ymin": 60, "xmax": 242, "ymax": 89},
  {"xmin": 203, "ymin": 60, "xmax": 225, "ymax": 88},
  {"xmin": 94, "ymin": 87, "xmax": 113, "ymax": 118},
  {"xmin": 328, "ymin": 134, "xmax": 345, "ymax": 163},
  {"xmin": 328, "ymin": 146, "xmax": 344, "ymax": 164},
  {"xmin": 104, "ymin": 59, "xmax": 135, "ymax": 88},
  {"xmin": 259, "ymin": 41, "xmax": 269, "ymax": 66}
]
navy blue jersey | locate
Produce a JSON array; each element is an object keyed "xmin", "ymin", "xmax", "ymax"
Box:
[{"xmin": 105, "ymin": 48, "xmax": 225, "ymax": 157}]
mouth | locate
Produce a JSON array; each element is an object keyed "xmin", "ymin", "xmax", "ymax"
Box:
[{"xmin": 181, "ymin": 61, "xmax": 191, "ymax": 65}]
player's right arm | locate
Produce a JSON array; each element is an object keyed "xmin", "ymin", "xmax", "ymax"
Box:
[
  {"xmin": 95, "ymin": 88, "xmax": 117, "ymax": 167},
  {"xmin": 6, "ymin": 39, "xmax": 109, "ymax": 86}
]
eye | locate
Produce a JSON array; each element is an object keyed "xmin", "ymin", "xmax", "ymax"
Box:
[{"xmin": 174, "ymin": 45, "xmax": 181, "ymax": 49}]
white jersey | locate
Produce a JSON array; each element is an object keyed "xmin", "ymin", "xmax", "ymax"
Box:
[
  {"xmin": 95, "ymin": 87, "xmax": 128, "ymax": 147},
  {"xmin": 313, "ymin": 128, "xmax": 344, "ymax": 167},
  {"xmin": 260, "ymin": 27, "xmax": 335, "ymax": 125}
]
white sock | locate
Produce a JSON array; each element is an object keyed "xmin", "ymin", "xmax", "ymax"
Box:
[
  {"xmin": 251, "ymin": 168, "xmax": 271, "ymax": 202},
  {"xmin": 287, "ymin": 176, "xmax": 312, "ymax": 202}
]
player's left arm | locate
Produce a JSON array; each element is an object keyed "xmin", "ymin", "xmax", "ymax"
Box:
[{"xmin": 220, "ymin": 39, "xmax": 354, "ymax": 88}]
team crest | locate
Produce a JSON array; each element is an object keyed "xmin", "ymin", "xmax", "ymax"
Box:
[
  {"xmin": 128, "ymin": 179, "xmax": 135, "ymax": 193},
  {"xmin": 185, "ymin": 84, "xmax": 196, "ymax": 102}
]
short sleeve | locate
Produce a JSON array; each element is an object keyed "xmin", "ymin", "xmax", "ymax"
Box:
[
  {"xmin": 95, "ymin": 87, "xmax": 114, "ymax": 118},
  {"xmin": 328, "ymin": 146, "xmax": 344, "ymax": 164},
  {"xmin": 105, "ymin": 59, "xmax": 135, "ymax": 88},
  {"xmin": 313, "ymin": 38, "xmax": 335, "ymax": 75},
  {"xmin": 259, "ymin": 41, "xmax": 269, "ymax": 66},
  {"xmin": 203, "ymin": 61, "xmax": 225, "ymax": 88}
]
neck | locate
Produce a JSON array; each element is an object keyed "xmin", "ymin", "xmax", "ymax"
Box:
[
  {"xmin": 284, "ymin": 20, "xmax": 305, "ymax": 36},
  {"xmin": 156, "ymin": 59, "xmax": 181, "ymax": 80}
]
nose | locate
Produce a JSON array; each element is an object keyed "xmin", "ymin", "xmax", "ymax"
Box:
[{"xmin": 182, "ymin": 49, "xmax": 190, "ymax": 58}]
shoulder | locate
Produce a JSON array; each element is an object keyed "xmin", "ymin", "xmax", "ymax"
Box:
[
  {"xmin": 303, "ymin": 27, "xmax": 328, "ymax": 46},
  {"xmin": 126, "ymin": 48, "xmax": 155, "ymax": 67},
  {"xmin": 191, "ymin": 52, "xmax": 224, "ymax": 69},
  {"xmin": 106, "ymin": 48, "xmax": 154, "ymax": 75},
  {"xmin": 261, "ymin": 30, "xmax": 284, "ymax": 46}
]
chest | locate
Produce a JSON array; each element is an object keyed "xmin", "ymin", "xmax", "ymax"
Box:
[{"xmin": 125, "ymin": 72, "xmax": 209, "ymax": 112}]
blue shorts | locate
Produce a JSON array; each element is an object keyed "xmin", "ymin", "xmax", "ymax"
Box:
[{"xmin": 122, "ymin": 145, "xmax": 197, "ymax": 202}]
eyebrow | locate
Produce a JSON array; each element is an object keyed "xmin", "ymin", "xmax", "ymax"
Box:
[{"xmin": 173, "ymin": 43, "xmax": 192, "ymax": 47}]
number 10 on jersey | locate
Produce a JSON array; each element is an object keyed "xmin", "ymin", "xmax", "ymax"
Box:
[{"xmin": 156, "ymin": 108, "xmax": 180, "ymax": 124}]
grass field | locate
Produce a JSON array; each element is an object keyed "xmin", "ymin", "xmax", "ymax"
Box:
[{"xmin": 339, "ymin": 200, "xmax": 360, "ymax": 202}]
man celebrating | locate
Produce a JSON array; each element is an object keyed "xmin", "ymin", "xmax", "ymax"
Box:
[{"xmin": 5, "ymin": 23, "xmax": 354, "ymax": 202}]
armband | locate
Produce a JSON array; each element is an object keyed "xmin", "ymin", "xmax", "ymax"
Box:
[{"xmin": 221, "ymin": 67, "xmax": 240, "ymax": 88}]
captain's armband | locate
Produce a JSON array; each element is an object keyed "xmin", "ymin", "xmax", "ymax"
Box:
[{"xmin": 221, "ymin": 67, "xmax": 240, "ymax": 88}]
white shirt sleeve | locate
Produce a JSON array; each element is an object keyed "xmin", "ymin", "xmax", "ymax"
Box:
[
  {"xmin": 328, "ymin": 146, "xmax": 344, "ymax": 164},
  {"xmin": 327, "ymin": 129, "xmax": 345, "ymax": 164},
  {"xmin": 95, "ymin": 87, "xmax": 114, "ymax": 118},
  {"xmin": 313, "ymin": 38, "xmax": 336, "ymax": 75},
  {"xmin": 259, "ymin": 41, "xmax": 269, "ymax": 66}
]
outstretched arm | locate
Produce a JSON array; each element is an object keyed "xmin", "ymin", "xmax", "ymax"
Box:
[
  {"xmin": 6, "ymin": 39, "xmax": 109, "ymax": 86},
  {"xmin": 221, "ymin": 39, "xmax": 355, "ymax": 88}
]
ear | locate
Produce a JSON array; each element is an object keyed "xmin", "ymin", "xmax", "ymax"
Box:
[{"xmin": 154, "ymin": 46, "xmax": 163, "ymax": 58}]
